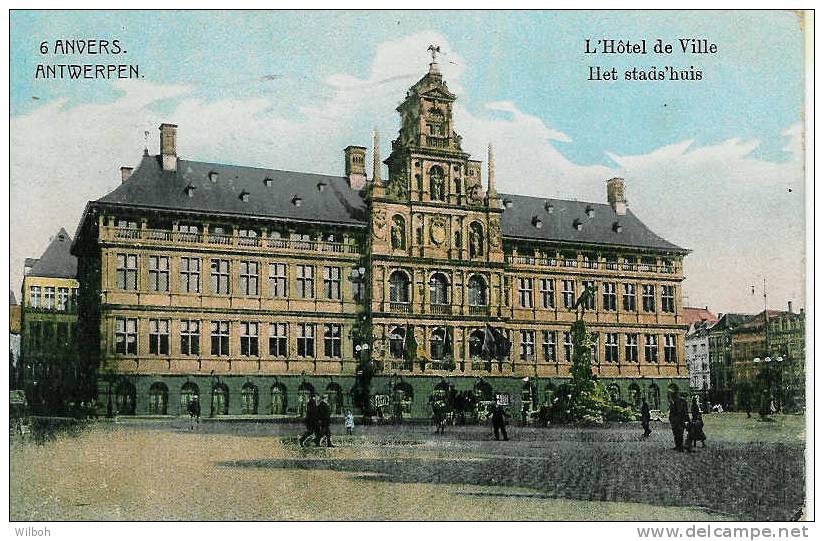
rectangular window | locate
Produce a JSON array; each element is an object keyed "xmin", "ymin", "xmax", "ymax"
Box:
[
  {"xmin": 645, "ymin": 334, "xmax": 658, "ymax": 363},
  {"xmin": 642, "ymin": 285, "xmax": 656, "ymax": 312},
  {"xmin": 640, "ymin": 257, "xmax": 655, "ymax": 272},
  {"xmin": 542, "ymin": 330, "xmax": 556, "ymax": 362},
  {"xmin": 604, "ymin": 255, "xmax": 618, "ymax": 270},
  {"xmin": 148, "ymin": 256, "xmax": 170, "ymax": 292},
  {"xmin": 563, "ymin": 332, "xmax": 573, "ymax": 362},
  {"xmin": 297, "ymin": 323, "xmax": 315, "ymax": 357},
  {"xmin": 562, "ymin": 280, "xmax": 575, "ymax": 309},
  {"xmin": 324, "ymin": 323, "xmax": 342, "ymax": 358},
  {"xmin": 605, "ymin": 332, "xmax": 619, "ymax": 363},
  {"xmin": 115, "ymin": 317, "xmax": 137, "ymax": 355},
  {"xmin": 239, "ymin": 261, "xmax": 259, "ymax": 296},
  {"xmin": 268, "ymin": 263, "xmax": 287, "ymax": 297},
  {"xmin": 323, "ymin": 266, "xmax": 341, "ymax": 300},
  {"xmin": 116, "ymin": 254, "xmax": 138, "ymax": 290},
  {"xmin": 29, "ymin": 286, "xmax": 41, "ymax": 308},
  {"xmin": 518, "ymin": 278, "xmax": 533, "ymax": 308},
  {"xmin": 623, "ymin": 256, "xmax": 636, "ymax": 271},
  {"xmin": 210, "ymin": 259, "xmax": 230, "ymax": 295},
  {"xmin": 539, "ymin": 279, "xmax": 555, "ymax": 309},
  {"xmin": 581, "ymin": 280, "xmax": 596, "ymax": 310},
  {"xmin": 177, "ymin": 224, "xmax": 199, "ymax": 242},
  {"xmin": 664, "ymin": 334, "xmax": 677, "ymax": 363},
  {"xmin": 180, "ymin": 320, "xmax": 200, "ymax": 355},
  {"xmin": 269, "ymin": 323, "xmax": 287, "ymax": 357},
  {"xmin": 296, "ymin": 265, "xmax": 315, "ymax": 299},
  {"xmin": 519, "ymin": 330, "xmax": 535, "ymax": 360},
  {"xmin": 563, "ymin": 253, "xmax": 578, "ymax": 268},
  {"xmin": 43, "ymin": 287, "xmax": 55, "ymax": 309},
  {"xmin": 211, "ymin": 321, "xmax": 230, "ymax": 356},
  {"xmin": 623, "ymin": 283, "xmax": 636, "ymax": 311},
  {"xmin": 149, "ymin": 319, "xmax": 170, "ymax": 355},
  {"xmin": 56, "ymin": 287, "xmax": 69, "ymax": 311},
  {"xmin": 240, "ymin": 322, "xmax": 259, "ymax": 356},
  {"xmin": 625, "ymin": 333, "xmax": 639, "ymax": 363},
  {"xmin": 602, "ymin": 283, "xmax": 617, "ymax": 311},
  {"xmin": 662, "ymin": 285, "xmax": 675, "ymax": 313},
  {"xmin": 180, "ymin": 257, "xmax": 201, "ymax": 293}
]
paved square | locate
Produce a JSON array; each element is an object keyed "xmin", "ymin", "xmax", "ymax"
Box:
[{"xmin": 11, "ymin": 414, "xmax": 805, "ymax": 521}]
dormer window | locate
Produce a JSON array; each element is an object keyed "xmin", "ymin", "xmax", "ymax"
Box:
[
  {"xmin": 317, "ymin": 182, "xmax": 327, "ymax": 192},
  {"xmin": 263, "ymin": 177, "xmax": 273, "ymax": 187},
  {"xmin": 208, "ymin": 171, "xmax": 218, "ymax": 183},
  {"xmin": 613, "ymin": 221, "xmax": 623, "ymax": 233},
  {"xmin": 185, "ymin": 184, "xmax": 197, "ymax": 197},
  {"xmin": 532, "ymin": 216, "xmax": 543, "ymax": 229},
  {"xmin": 240, "ymin": 191, "xmax": 250, "ymax": 202},
  {"xmin": 586, "ymin": 205, "xmax": 595, "ymax": 218},
  {"xmin": 292, "ymin": 196, "xmax": 303, "ymax": 207},
  {"xmin": 544, "ymin": 200, "xmax": 554, "ymax": 213},
  {"xmin": 504, "ymin": 199, "xmax": 513, "ymax": 209},
  {"xmin": 573, "ymin": 219, "xmax": 583, "ymax": 231}
]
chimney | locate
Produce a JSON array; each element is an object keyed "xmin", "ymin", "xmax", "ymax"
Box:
[
  {"xmin": 120, "ymin": 166, "xmax": 134, "ymax": 183},
  {"xmin": 372, "ymin": 130, "xmax": 382, "ymax": 184},
  {"xmin": 344, "ymin": 145, "xmax": 366, "ymax": 190},
  {"xmin": 606, "ymin": 177, "xmax": 627, "ymax": 215},
  {"xmin": 788, "ymin": 300, "xmax": 793, "ymax": 314},
  {"xmin": 159, "ymin": 123, "xmax": 178, "ymax": 172}
]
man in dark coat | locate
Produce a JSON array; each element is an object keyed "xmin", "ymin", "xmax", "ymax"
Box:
[
  {"xmin": 187, "ymin": 395, "xmax": 201, "ymax": 430},
  {"xmin": 299, "ymin": 394, "xmax": 319, "ymax": 447},
  {"xmin": 668, "ymin": 393, "xmax": 689, "ymax": 451},
  {"xmin": 640, "ymin": 397, "xmax": 652, "ymax": 438},
  {"xmin": 314, "ymin": 395, "xmax": 334, "ymax": 447},
  {"xmin": 491, "ymin": 404, "xmax": 509, "ymax": 441}
]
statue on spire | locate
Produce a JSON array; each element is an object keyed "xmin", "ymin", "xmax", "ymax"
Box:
[{"xmin": 427, "ymin": 44, "xmax": 441, "ymax": 63}]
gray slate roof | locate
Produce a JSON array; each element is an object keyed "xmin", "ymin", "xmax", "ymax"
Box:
[
  {"xmin": 97, "ymin": 155, "xmax": 367, "ymax": 226},
  {"xmin": 93, "ymin": 155, "xmax": 683, "ymax": 252},
  {"xmin": 499, "ymin": 194, "xmax": 686, "ymax": 252},
  {"xmin": 29, "ymin": 228, "xmax": 77, "ymax": 279}
]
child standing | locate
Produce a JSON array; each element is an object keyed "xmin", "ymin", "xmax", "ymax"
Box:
[{"xmin": 344, "ymin": 409, "xmax": 355, "ymax": 436}]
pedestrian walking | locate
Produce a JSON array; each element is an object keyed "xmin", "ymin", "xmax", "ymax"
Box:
[
  {"xmin": 344, "ymin": 409, "xmax": 354, "ymax": 436},
  {"xmin": 298, "ymin": 394, "xmax": 319, "ymax": 447},
  {"xmin": 668, "ymin": 393, "xmax": 689, "ymax": 451},
  {"xmin": 432, "ymin": 400, "xmax": 447, "ymax": 434},
  {"xmin": 314, "ymin": 395, "xmax": 334, "ymax": 447},
  {"xmin": 688, "ymin": 396, "xmax": 706, "ymax": 449},
  {"xmin": 187, "ymin": 395, "xmax": 201, "ymax": 430},
  {"xmin": 491, "ymin": 403, "xmax": 509, "ymax": 441},
  {"xmin": 640, "ymin": 397, "xmax": 652, "ymax": 438}
]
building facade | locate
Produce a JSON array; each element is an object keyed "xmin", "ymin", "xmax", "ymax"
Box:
[
  {"xmin": 731, "ymin": 308, "xmax": 805, "ymax": 412},
  {"xmin": 683, "ymin": 307, "xmax": 718, "ymax": 406},
  {"xmin": 72, "ymin": 59, "xmax": 689, "ymax": 418},
  {"xmin": 707, "ymin": 313, "xmax": 750, "ymax": 409},
  {"xmin": 19, "ymin": 228, "xmax": 80, "ymax": 412}
]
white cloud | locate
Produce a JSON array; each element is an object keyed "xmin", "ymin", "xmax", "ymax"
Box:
[{"xmin": 10, "ymin": 32, "xmax": 806, "ymax": 314}]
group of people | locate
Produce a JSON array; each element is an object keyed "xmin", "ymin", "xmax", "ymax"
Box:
[
  {"xmin": 667, "ymin": 395, "xmax": 707, "ymax": 452},
  {"xmin": 298, "ymin": 394, "xmax": 337, "ymax": 447}
]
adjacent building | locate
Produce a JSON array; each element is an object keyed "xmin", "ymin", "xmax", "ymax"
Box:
[
  {"xmin": 684, "ymin": 307, "xmax": 718, "ymax": 404},
  {"xmin": 707, "ymin": 312, "xmax": 750, "ymax": 409},
  {"xmin": 731, "ymin": 306, "xmax": 805, "ymax": 412},
  {"xmin": 19, "ymin": 228, "xmax": 80, "ymax": 412},
  {"xmin": 71, "ymin": 57, "xmax": 690, "ymax": 418}
]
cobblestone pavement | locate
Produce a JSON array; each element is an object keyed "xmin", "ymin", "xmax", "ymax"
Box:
[{"xmin": 11, "ymin": 415, "xmax": 805, "ymax": 521}]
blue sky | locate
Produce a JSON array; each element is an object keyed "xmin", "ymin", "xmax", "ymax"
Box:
[{"xmin": 9, "ymin": 10, "xmax": 807, "ymax": 312}]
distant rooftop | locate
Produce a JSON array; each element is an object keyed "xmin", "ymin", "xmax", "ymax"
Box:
[{"xmin": 27, "ymin": 228, "xmax": 77, "ymax": 279}]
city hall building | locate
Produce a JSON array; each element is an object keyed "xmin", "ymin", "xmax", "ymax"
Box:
[{"xmin": 72, "ymin": 58, "xmax": 689, "ymax": 418}]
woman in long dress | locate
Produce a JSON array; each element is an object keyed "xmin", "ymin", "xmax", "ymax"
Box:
[{"xmin": 689, "ymin": 396, "xmax": 707, "ymax": 448}]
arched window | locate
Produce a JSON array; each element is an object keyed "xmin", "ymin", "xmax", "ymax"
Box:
[
  {"xmin": 628, "ymin": 383, "xmax": 641, "ymax": 410},
  {"xmin": 180, "ymin": 382, "xmax": 199, "ymax": 414},
  {"xmin": 241, "ymin": 382, "xmax": 258, "ymax": 415},
  {"xmin": 667, "ymin": 383, "xmax": 680, "ymax": 403},
  {"xmin": 429, "ymin": 273, "xmax": 449, "ymax": 305},
  {"xmin": 473, "ymin": 378, "xmax": 493, "ymax": 402},
  {"xmin": 429, "ymin": 165, "xmax": 446, "ymax": 201},
  {"xmin": 389, "ymin": 271, "xmax": 410, "ymax": 303},
  {"xmin": 389, "ymin": 326, "xmax": 406, "ymax": 359},
  {"xmin": 469, "ymin": 329, "xmax": 485, "ymax": 358},
  {"xmin": 148, "ymin": 382, "xmax": 168, "ymax": 415},
  {"xmin": 297, "ymin": 381, "xmax": 315, "ymax": 417},
  {"xmin": 606, "ymin": 383, "xmax": 621, "ymax": 404},
  {"xmin": 271, "ymin": 383, "xmax": 287, "ymax": 415},
  {"xmin": 430, "ymin": 327, "xmax": 447, "ymax": 360},
  {"xmin": 115, "ymin": 380, "xmax": 136, "ymax": 415},
  {"xmin": 469, "ymin": 222, "xmax": 484, "ymax": 258},
  {"xmin": 211, "ymin": 383, "xmax": 229, "ymax": 416},
  {"xmin": 468, "ymin": 275, "xmax": 487, "ymax": 306},
  {"xmin": 325, "ymin": 382, "xmax": 343, "ymax": 415},
  {"xmin": 393, "ymin": 381, "xmax": 414, "ymax": 414},
  {"xmin": 648, "ymin": 384, "xmax": 661, "ymax": 410},
  {"xmin": 391, "ymin": 215, "xmax": 406, "ymax": 250}
]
